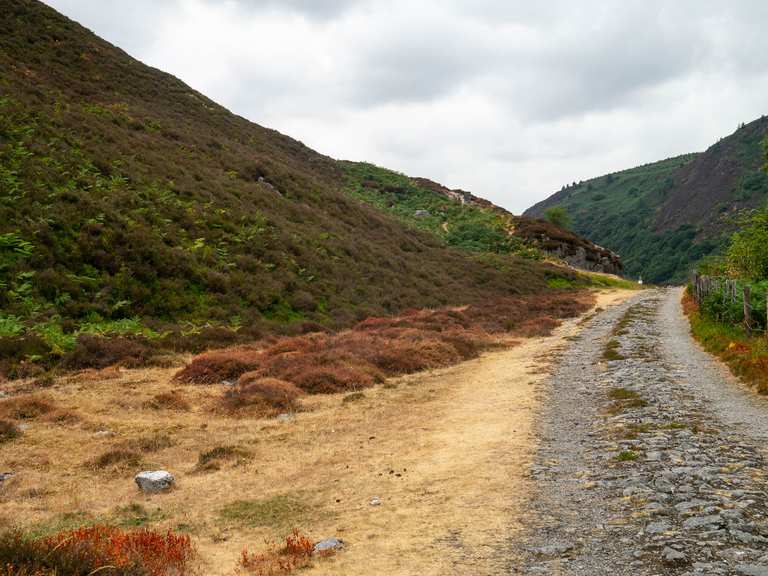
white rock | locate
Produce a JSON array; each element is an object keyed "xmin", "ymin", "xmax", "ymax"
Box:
[{"xmin": 135, "ymin": 470, "xmax": 174, "ymax": 493}]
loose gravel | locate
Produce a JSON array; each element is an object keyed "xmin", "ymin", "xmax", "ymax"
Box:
[{"xmin": 509, "ymin": 288, "xmax": 768, "ymax": 575}]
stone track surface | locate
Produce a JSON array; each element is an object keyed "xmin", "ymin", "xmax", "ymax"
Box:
[{"xmin": 509, "ymin": 288, "xmax": 768, "ymax": 575}]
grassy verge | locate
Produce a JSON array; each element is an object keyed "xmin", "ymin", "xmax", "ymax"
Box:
[{"xmin": 683, "ymin": 291, "xmax": 768, "ymax": 393}]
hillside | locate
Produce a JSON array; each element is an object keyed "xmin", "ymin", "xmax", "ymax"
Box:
[
  {"xmin": 525, "ymin": 117, "xmax": 768, "ymax": 283},
  {"xmin": 0, "ymin": 0, "xmax": 596, "ymax": 372},
  {"xmin": 342, "ymin": 162, "xmax": 623, "ymax": 274}
]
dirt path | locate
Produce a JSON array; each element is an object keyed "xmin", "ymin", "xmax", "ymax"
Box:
[{"xmin": 512, "ymin": 288, "xmax": 768, "ymax": 575}]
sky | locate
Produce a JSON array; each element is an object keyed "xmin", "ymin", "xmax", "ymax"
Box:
[{"xmin": 43, "ymin": 0, "xmax": 768, "ymax": 213}]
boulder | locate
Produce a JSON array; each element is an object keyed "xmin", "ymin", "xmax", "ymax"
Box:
[
  {"xmin": 314, "ymin": 538, "xmax": 344, "ymax": 553},
  {"xmin": 135, "ymin": 470, "xmax": 174, "ymax": 493}
]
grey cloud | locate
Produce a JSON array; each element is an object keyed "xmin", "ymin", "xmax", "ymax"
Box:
[{"xmin": 40, "ymin": 0, "xmax": 768, "ymax": 213}]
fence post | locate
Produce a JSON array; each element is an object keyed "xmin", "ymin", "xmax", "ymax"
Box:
[{"xmin": 744, "ymin": 285, "xmax": 752, "ymax": 336}]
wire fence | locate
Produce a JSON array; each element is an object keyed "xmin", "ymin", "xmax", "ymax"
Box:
[{"xmin": 692, "ymin": 273, "xmax": 768, "ymax": 336}]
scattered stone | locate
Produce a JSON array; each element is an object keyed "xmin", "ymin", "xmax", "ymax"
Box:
[
  {"xmin": 535, "ymin": 542, "xmax": 574, "ymax": 557},
  {"xmin": 736, "ymin": 565, "xmax": 768, "ymax": 576},
  {"xmin": 134, "ymin": 470, "xmax": 174, "ymax": 493},
  {"xmin": 413, "ymin": 209, "xmax": 430, "ymax": 218},
  {"xmin": 369, "ymin": 496, "xmax": 382, "ymax": 506},
  {"xmin": 314, "ymin": 538, "xmax": 344, "ymax": 553},
  {"xmin": 0, "ymin": 472, "xmax": 14, "ymax": 483},
  {"xmin": 276, "ymin": 413, "xmax": 294, "ymax": 423},
  {"xmin": 663, "ymin": 546, "xmax": 687, "ymax": 564}
]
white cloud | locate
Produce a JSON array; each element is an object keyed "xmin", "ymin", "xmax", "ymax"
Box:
[{"xmin": 43, "ymin": 0, "xmax": 768, "ymax": 212}]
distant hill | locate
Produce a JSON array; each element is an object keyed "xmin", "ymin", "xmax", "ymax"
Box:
[
  {"xmin": 0, "ymin": 0, "xmax": 602, "ymax": 366},
  {"xmin": 525, "ymin": 117, "xmax": 768, "ymax": 283},
  {"xmin": 342, "ymin": 162, "xmax": 622, "ymax": 275}
]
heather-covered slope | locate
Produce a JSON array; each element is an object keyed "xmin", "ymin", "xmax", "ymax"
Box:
[
  {"xmin": 526, "ymin": 117, "xmax": 768, "ymax": 283},
  {"xmin": 0, "ymin": 0, "xmax": 584, "ymax": 370},
  {"xmin": 342, "ymin": 162, "xmax": 622, "ymax": 274}
]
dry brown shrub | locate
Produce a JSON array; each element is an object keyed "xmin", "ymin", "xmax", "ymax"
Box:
[
  {"xmin": 221, "ymin": 376, "xmax": 303, "ymax": 415},
  {"xmin": 44, "ymin": 409, "xmax": 81, "ymax": 424},
  {"xmin": 513, "ymin": 316, "xmax": 561, "ymax": 338},
  {"xmin": 0, "ymin": 420, "xmax": 20, "ymax": 443},
  {"xmin": 144, "ymin": 390, "xmax": 191, "ymax": 411},
  {"xmin": 62, "ymin": 335, "xmax": 155, "ymax": 369},
  {"xmin": 174, "ymin": 345, "xmax": 262, "ymax": 384},
  {"xmin": 0, "ymin": 394, "xmax": 56, "ymax": 420}
]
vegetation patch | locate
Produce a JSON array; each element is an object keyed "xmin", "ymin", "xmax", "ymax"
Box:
[
  {"xmin": 0, "ymin": 394, "xmax": 56, "ymax": 420},
  {"xmin": 89, "ymin": 448, "xmax": 143, "ymax": 471},
  {"xmin": 240, "ymin": 529, "xmax": 318, "ymax": 575},
  {"xmin": 602, "ymin": 339, "xmax": 625, "ymax": 361},
  {"xmin": 0, "ymin": 419, "xmax": 20, "ymax": 443},
  {"xmin": 195, "ymin": 445, "xmax": 252, "ymax": 472},
  {"xmin": 219, "ymin": 495, "xmax": 309, "ymax": 529},
  {"xmin": 177, "ymin": 292, "xmax": 596, "ymax": 398},
  {"xmin": 684, "ymin": 291, "xmax": 768, "ymax": 393},
  {"xmin": 144, "ymin": 390, "xmax": 191, "ymax": 411},
  {"xmin": 0, "ymin": 525, "xmax": 195, "ymax": 576},
  {"xmin": 615, "ymin": 450, "xmax": 639, "ymax": 462}
]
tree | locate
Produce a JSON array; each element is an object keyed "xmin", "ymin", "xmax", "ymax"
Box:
[
  {"xmin": 727, "ymin": 208, "xmax": 768, "ymax": 281},
  {"xmin": 544, "ymin": 206, "xmax": 571, "ymax": 230}
]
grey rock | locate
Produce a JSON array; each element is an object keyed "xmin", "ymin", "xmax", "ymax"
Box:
[
  {"xmin": 663, "ymin": 546, "xmax": 687, "ymax": 564},
  {"xmin": 736, "ymin": 565, "xmax": 768, "ymax": 576},
  {"xmin": 683, "ymin": 515, "xmax": 724, "ymax": 530},
  {"xmin": 314, "ymin": 538, "xmax": 343, "ymax": 553},
  {"xmin": 413, "ymin": 209, "xmax": 430, "ymax": 218},
  {"xmin": 646, "ymin": 521, "xmax": 672, "ymax": 534},
  {"xmin": 369, "ymin": 496, "xmax": 382, "ymax": 506},
  {"xmin": 134, "ymin": 470, "xmax": 174, "ymax": 493},
  {"xmin": 534, "ymin": 543, "xmax": 574, "ymax": 557},
  {"xmin": 0, "ymin": 472, "xmax": 14, "ymax": 483}
]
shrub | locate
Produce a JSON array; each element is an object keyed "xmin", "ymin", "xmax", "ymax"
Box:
[
  {"xmin": 90, "ymin": 449, "xmax": 143, "ymax": 471},
  {"xmin": 174, "ymin": 345, "xmax": 262, "ymax": 384},
  {"xmin": 121, "ymin": 433, "xmax": 174, "ymax": 454},
  {"xmin": 61, "ymin": 335, "xmax": 155, "ymax": 369},
  {"xmin": 144, "ymin": 390, "xmax": 190, "ymax": 411},
  {"xmin": 0, "ymin": 419, "xmax": 20, "ymax": 442},
  {"xmin": 0, "ymin": 525, "xmax": 195, "ymax": 576},
  {"xmin": 0, "ymin": 395, "xmax": 56, "ymax": 420},
  {"xmin": 221, "ymin": 377, "xmax": 302, "ymax": 414},
  {"xmin": 240, "ymin": 529, "xmax": 315, "ymax": 575},
  {"xmin": 195, "ymin": 445, "xmax": 251, "ymax": 472}
]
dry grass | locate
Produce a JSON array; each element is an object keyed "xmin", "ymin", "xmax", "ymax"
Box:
[{"xmin": 0, "ymin": 289, "xmax": 631, "ymax": 576}]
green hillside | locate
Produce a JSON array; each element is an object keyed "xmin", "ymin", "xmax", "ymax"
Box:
[
  {"xmin": 526, "ymin": 117, "xmax": 768, "ymax": 284},
  {"xmin": 0, "ymin": 0, "xmax": 584, "ymax": 372}
]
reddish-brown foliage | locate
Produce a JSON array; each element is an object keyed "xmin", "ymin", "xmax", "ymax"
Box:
[
  {"xmin": 176, "ymin": 293, "xmax": 595, "ymax": 399},
  {"xmin": 174, "ymin": 345, "xmax": 262, "ymax": 384},
  {"xmin": 0, "ymin": 526, "xmax": 195, "ymax": 576},
  {"xmin": 144, "ymin": 390, "xmax": 191, "ymax": 411},
  {"xmin": 222, "ymin": 377, "xmax": 303, "ymax": 414},
  {"xmin": 239, "ymin": 529, "xmax": 316, "ymax": 575},
  {"xmin": 0, "ymin": 395, "xmax": 56, "ymax": 420},
  {"xmin": 61, "ymin": 335, "xmax": 155, "ymax": 370}
]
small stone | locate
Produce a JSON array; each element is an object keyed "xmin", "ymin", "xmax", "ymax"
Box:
[
  {"xmin": 646, "ymin": 521, "xmax": 671, "ymax": 534},
  {"xmin": 663, "ymin": 546, "xmax": 687, "ymax": 564},
  {"xmin": 736, "ymin": 565, "xmax": 768, "ymax": 576},
  {"xmin": 683, "ymin": 515, "xmax": 724, "ymax": 530},
  {"xmin": 93, "ymin": 430, "xmax": 115, "ymax": 438},
  {"xmin": 134, "ymin": 470, "xmax": 174, "ymax": 493},
  {"xmin": 535, "ymin": 542, "xmax": 574, "ymax": 557},
  {"xmin": 314, "ymin": 538, "xmax": 344, "ymax": 553},
  {"xmin": 221, "ymin": 379, "xmax": 235, "ymax": 386},
  {"xmin": 369, "ymin": 496, "xmax": 381, "ymax": 506},
  {"xmin": 0, "ymin": 472, "xmax": 14, "ymax": 483},
  {"xmin": 276, "ymin": 413, "xmax": 294, "ymax": 423}
]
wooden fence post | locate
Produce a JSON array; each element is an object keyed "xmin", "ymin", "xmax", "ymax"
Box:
[{"xmin": 744, "ymin": 285, "xmax": 752, "ymax": 336}]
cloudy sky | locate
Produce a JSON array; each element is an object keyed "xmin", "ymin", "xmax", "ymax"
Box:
[{"xmin": 44, "ymin": 0, "xmax": 768, "ymax": 213}]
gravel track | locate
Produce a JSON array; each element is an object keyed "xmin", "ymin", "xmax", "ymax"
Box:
[{"xmin": 508, "ymin": 288, "xmax": 768, "ymax": 575}]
